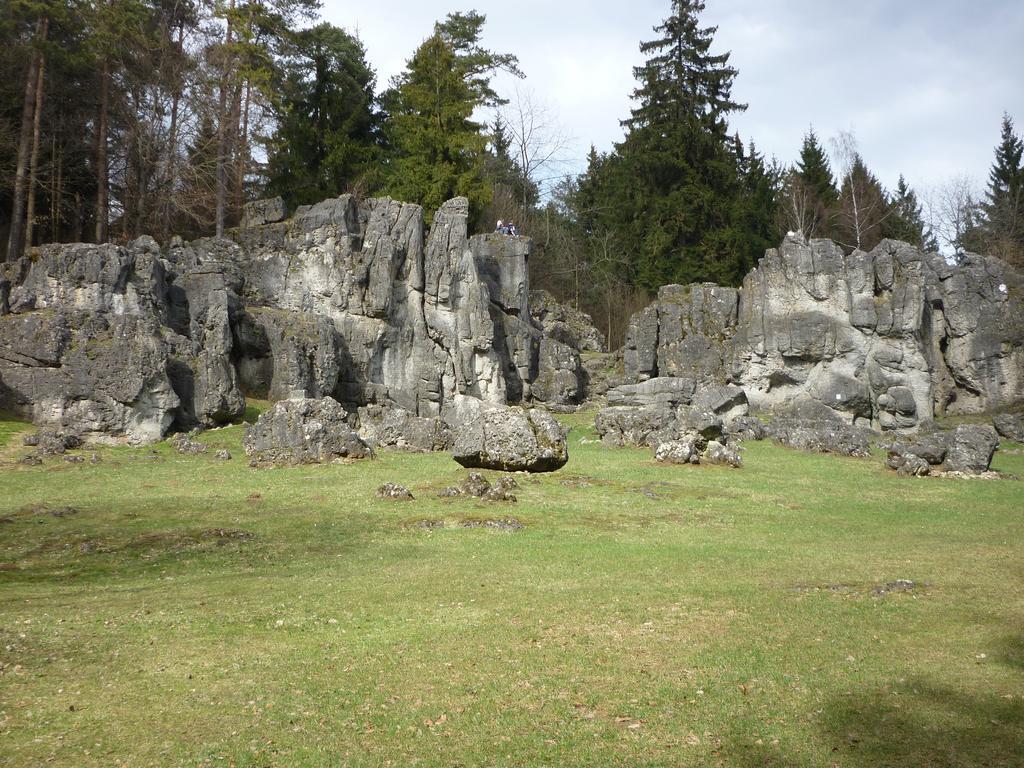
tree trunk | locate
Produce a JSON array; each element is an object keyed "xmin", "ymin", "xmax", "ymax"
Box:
[
  {"xmin": 234, "ymin": 78, "xmax": 252, "ymax": 218},
  {"xmin": 6, "ymin": 18, "xmax": 46, "ymax": 261},
  {"xmin": 72, "ymin": 192, "xmax": 83, "ymax": 243},
  {"xmin": 214, "ymin": 0, "xmax": 235, "ymax": 237},
  {"xmin": 123, "ymin": 95, "xmax": 135, "ymax": 240},
  {"xmin": 52, "ymin": 138, "xmax": 63, "ymax": 242},
  {"xmin": 96, "ymin": 57, "xmax": 110, "ymax": 243},
  {"xmin": 25, "ymin": 40, "xmax": 48, "ymax": 250},
  {"xmin": 161, "ymin": 21, "xmax": 185, "ymax": 242},
  {"xmin": 225, "ymin": 79, "xmax": 243, "ymax": 225}
]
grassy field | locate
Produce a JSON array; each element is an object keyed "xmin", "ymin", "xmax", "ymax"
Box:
[{"xmin": 1, "ymin": 409, "xmax": 1022, "ymax": 767}]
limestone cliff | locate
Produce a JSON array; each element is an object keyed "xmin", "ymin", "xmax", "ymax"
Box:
[
  {"xmin": 0, "ymin": 195, "xmax": 580, "ymax": 441},
  {"xmin": 623, "ymin": 234, "xmax": 1023, "ymax": 430}
]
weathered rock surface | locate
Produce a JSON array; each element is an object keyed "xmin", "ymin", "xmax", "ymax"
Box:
[
  {"xmin": 884, "ymin": 425, "xmax": 1002, "ymax": 475},
  {"xmin": 654, "ymin": 437, "xmax": 703, "ymax": 464},
  {"xmin": 530, "ymin": 289, "xmax": 606, "ymax": 352},
  {"xmin": 654, "ymin": 433, "xmax": 742, "ymax": 468},
  {"xmin": 531, "ymin": 334, "xmax": 585, "ymax": 410},
  {"xmin": 597, "ymin": 383, "xmax": 749, "ymax": 448},
  {"xmin": 764, "ymin": 417, "xmax": 872, "ymax": 457},
  {"xmin": 169, "ymin": 432, "xmax": 207, "ymax": 455},
  {"xmin": 944, "ymin": 424, "xmax": 999, "ymax": 474},
  {"xmin": 886, "ymin": 451, "xmax": 931, "ymax": 476},
  {"xmin": 7, "ymin": 204, "xmax": 1019, "ymax": 447},
  {"xmin": 993, "ymin": 413, "xmax": 1024, "ymax": 443},
  {"xmin": 886, "ymin": 433, "xmax": 949, "ymax": 465},
  {"xmin": 23, "ymin": 428, "xmax": 82, "ymax": 456},
  {"xmin": 606, "ymin": 377, "xmax": 696, "ymax": 408},
  {"xmin": 377, "ymin": 483, "xmax": 414, "ymax": 500},
  {"xmin": 704, "ymin": 439, "xmax": 743, "ymax": 468},
  {"xmin": 596, "ymin": 404, "xmax": 677, "ymax": 447},
  {"xmin": 1, "ymin": 194, "xmax": 588, "ymax": 441},
  {"xmin": 449, "ymin": 396, "xmax": 568, "ymax": 472},
  {"xmin": 725, "ymin": 416, "xmax": 768, "ymax": 442},
  {"xmin": 356, "ymin": 404, "xmax": 452, "ymax": 452},
  {"xmin": 623, "ymin": 235, "xmax": 1023, "ymax": 431},
  {"xmin": 241, "ymin": 196, "xmax": 287, "ymax": 228},
  {"xmin": 243, "ymin": 396, "xmax": 372, "ymax": 464}
]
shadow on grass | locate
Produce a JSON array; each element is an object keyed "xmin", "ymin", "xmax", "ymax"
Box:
[
  {"xmin": 727, "ymin": 678, "xmax": 1024, "ymax": 767},
  {"xmin": 999, "ymin": 634, "xmax": 1024, "ymax": 672}
]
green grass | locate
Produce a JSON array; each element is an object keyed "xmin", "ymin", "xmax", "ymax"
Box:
[{"xmin": 1, "ymin": 411, "xmax": 1022, "ymax": 767}]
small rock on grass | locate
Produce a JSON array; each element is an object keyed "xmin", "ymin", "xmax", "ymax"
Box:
[
  {"xmin": 377, "ymin": 483, "xmax": 414, "ymax": 501},
  {"xmin": 461, "ymin": 472, "xmax": 492, "ymax": 497},
  {"xmin": 169, "ymin": 433, "xmax": 208, "ymax": 455}
]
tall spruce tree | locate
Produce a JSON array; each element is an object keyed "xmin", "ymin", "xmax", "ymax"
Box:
[
  {"xmin": 782, "ymin": 128, "xmax": 838, "ymax": 238},
  {"xmin": 978, "ymin": 113, "xmax": 1023, "ymax": 264},
  {"xmin": 266, "ymin": 24, "xmax": 380, "ymax": 208},
  {"xmin": 883, "ymin": 174, "xmax": 932, "ymax": 249},
  {"xmin": 612, "ymin": 0, "xmax": 748, "ymax": 289},
  {"xmin": 382, "ymin": 12, "xmax": 520, "ymax": 226},
  {"xmin": 835, "ymin": 153, "xmax": 890, "ymax": 251},
  {"xmin": 730, "ymin": 140, "xmax": 781, "ymax": 275}
]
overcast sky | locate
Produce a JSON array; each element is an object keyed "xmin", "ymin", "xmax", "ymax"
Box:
[{"xmin": 322, "ymin": 0, "xmax": 1024, "ymax": 195}]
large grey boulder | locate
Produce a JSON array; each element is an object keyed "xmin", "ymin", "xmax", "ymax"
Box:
[
  {"xmin": 595, "ymin": 403, "xmax": 676, "ymax": 447},
  {"xmin": 654, "ymin": 436, "xmax": 703, "ymax": 465},
  {"xmin": 624, "ymin": 283, "xmax": 739, "ymax": 384},
  {"xmin": 886, "ymin": 433, "xmax": 949, "ymax": 465},
  {"xmin": 606, "ymin": 377, "xmax": 696, "ymax": 408},
  {"xmin": 243, "ymin": 396, "xmax": 372, "ymax": 464},
  {"xmin": 0, "ymin": 237, "xmax": 246, "ymax": 441},
  {"xmin": 653, "ymin": 433, "xmax": 742, "ymax": 468},
  {"xmin": 357, "ymin": 404, "xmax": 452, "ymax": 452},
  {"xmin": 886, "ymin": 451, "xmax": 931, "ymax": 476},
  {"xmin": 449, "ymin": 396, "xmax": 567, "ymax": 472},
  {"xmin": 993, "ymin": 413, "xmax": 1024, "ymax": 443},
  {"xmin": 0, "ymin": 310, "xmax": 179, "ymax": 443},
  {"xmin": 764, "ymin": 417, "xmax": 871, "ymax": 457},
  {"xmin": 945, "ymin": 424, "xmax": 999, "ymax": 473}
]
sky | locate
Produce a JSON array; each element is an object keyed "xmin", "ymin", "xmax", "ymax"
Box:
[{"xmin": 321, "ymin": 0, "xmax": 1024, "ymax": 196}]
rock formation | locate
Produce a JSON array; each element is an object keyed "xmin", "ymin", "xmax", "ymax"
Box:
[
  {"xmin": 449, "ymin": 395, "xmax": 569, "ymax": 472},
  {"xmin": 4, "ymin": 195, "xmax": 1019, "ymax": 458},
  {"xmin": 243, "ymin": 396, "xmax": 372, "ymax": 464},
  {"xmin": 0, "ymin": 195, "xmax": 592, "ymax": 443},
  {"xmin": 621, "ymin": 234, "xmax": 1023, "ymax": 431}
]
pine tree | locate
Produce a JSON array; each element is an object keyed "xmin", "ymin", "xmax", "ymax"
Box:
[
  {"xmin": 729, "ymin": 140, "xmax": 781, "ymax": 275},
  {"xmin": 382, "ymin": 12, "xmax": 520, "ymax": 226},
  {"xmin": 796, "ymin": 128, "xmax": 837, "ymax": 205},
  {"xmin": 978, "ymin": 113, "xmax": 1023, "ymax": 264},
  {"xmin": 781, "ymin": 128, "xmax": 838, "ymax": 238},
  {"xmin": 883, "ymin": 175, "xmax": 931, "ymax": 249},
  {"xmin": 835, "ymin": 154, "xmax": 890, "ymax": 251},
  {"xmin": 612, "ymin": 0, "xmax": 749, "ymax": 289},
  {"xmin": 265, "ymin": 23, "xmax": 380, "ymax": 208}
]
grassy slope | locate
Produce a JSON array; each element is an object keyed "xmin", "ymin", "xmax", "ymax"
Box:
[{"xmin": 0, "ymin": 410, "xmax": 1022, "ymax": 767}]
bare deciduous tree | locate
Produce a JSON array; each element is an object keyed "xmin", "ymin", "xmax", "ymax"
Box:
[
  {"xmin": 499, "ymin": 86, "xmax": 574, "ymax": 208},
  {"xmin": 830, "ymin": 130, "xmax": 891, "ymax": 251},
  {"xmin": 924, "ymin": 174, "xmax": 982, "ymax": 256}
]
